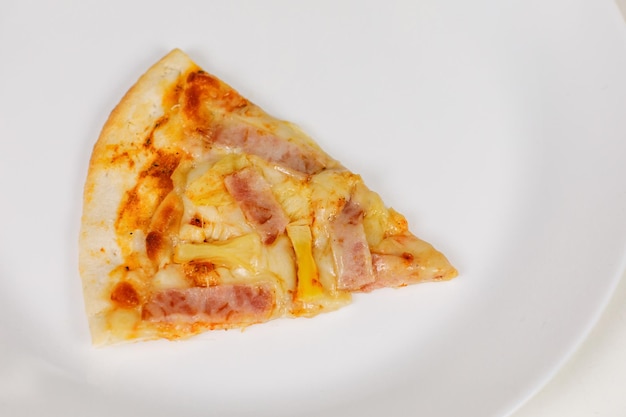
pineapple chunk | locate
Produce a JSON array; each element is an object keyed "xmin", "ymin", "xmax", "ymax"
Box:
[
  {"xmin": 264, "ymin": 234, "xmax": 297, "ymax": 293},
  {"xmin": 351, "ymin": 182, "xmax": 410, "ymax": 246},
  {"xmin": 352, "ymin": 183, "xmax": 389, "ymax": 248},
  {"xmin": 310, "ymin": 169, "xmax": 360, "ymax": 211},
  {"xmin": 270, "ymin": 175, "xmax": 312, "ymax": 221},
  {"xmin": 174, "ymin": 233, "xmax": 262, "ymax": 272},
  {"xmin": 170, "ymin": 158, "xmax": 195, "ymax": 193},
  {"xmin": 286, "ymin": 224, "xmax": 323, "ymax": 297},
  {"xmin": 185, "ymin": 154, "xmax": 249, "ymax": 206},
  {"xmin": 286, "ymin": 223, "xmax": 326, "ymax": 309},
  {"xmin": 107, "ymin": 309, "xmax": 141, "ymax": 340}
]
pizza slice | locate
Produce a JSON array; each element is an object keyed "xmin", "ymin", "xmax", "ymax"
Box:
[{"xmin": 79, "ymin": 49, "xmax": 457, "ymax": 345}]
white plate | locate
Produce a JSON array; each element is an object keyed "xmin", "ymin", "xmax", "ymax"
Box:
[{"xmin": 1, "ymin": 1, "xmax": 625, "ymax": 416}]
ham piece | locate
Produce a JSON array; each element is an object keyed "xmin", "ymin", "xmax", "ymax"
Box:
[
  {"xmin": 362, "ymin": 235, "xmax": 457, "ymax": 292},
  {"xmin": 142, "ymin": 284, "xmax": 274, "ymax": 324},
  {"xmin": 330, "ymin": 200, "xmax": 375, "ymax": 290},
  {"xmin": 214, "ymin": 125, "xmax": 325, "ymax": 174},
  {"xmin": 224, "ymin": 167, "xmax": 289, "ymax": 244}
]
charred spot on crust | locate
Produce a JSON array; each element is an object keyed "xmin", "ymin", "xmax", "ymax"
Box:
[
  {"xmin": 401, "ymin": 252, "xmax": 415, "ymax": 262},
  {"xmin": 110, "ymin": 281, "xmax": 140, "ymax": 309},
  {"xmin": 182, "ymin": 71, "xmax": 249, "ymax": 131},
  {"xmin": 145, "ymin": 231, "xmax": 165, "ymax": 262},
  {"xmin": 187, "ymin": 70, "xmax": 219, "ymax": 87},
  {"xmin": 142, "ymin": 150, "xmax": 181, "ymax": 183},
  {"xmin": 189, "ymin": 215, "xmax": 203, "ymax": 227},
  {"xmin": 183, "ymin": 261, "xmax": 217, "ymax": 287},
  {"xmin": 183, "ymin": 77, "xmax": 202, "ymax": 114}
]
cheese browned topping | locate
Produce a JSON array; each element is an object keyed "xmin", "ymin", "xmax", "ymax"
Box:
[{"xmin": 79, "ymin": 49, "xmax": 457, "ymax": 345}]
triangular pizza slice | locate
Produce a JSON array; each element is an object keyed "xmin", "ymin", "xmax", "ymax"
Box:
[{"xmin": 79, "ymin": 49, "xmax": 457, "ymax": 345}]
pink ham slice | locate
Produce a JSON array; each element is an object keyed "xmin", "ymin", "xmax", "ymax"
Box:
[
  {"xmin": 214, "ymin": 125, "xmax": 326, "ymax": 175},
  {"xmin": 366, "ymin": 253, "xmax": 421, "ymax": 292},
  {"xmin": 224, "ymin": 167, "xmax": 289, "ymax": 244},
  {"xmin": 361, "ymin": 235, "xmax": 457, "ymax": 292},
  {"xmin": 330, "ymin": 200, "xmax": 375, "ymax": 291},
  {"xmin": 142, "ymin": 284, "xmax": 274, "ymax": 324}
]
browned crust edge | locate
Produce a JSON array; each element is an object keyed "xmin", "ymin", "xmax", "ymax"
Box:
[{"xmin": 78, "ymin": 49, "xmax": 195, "ymax": 345}]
